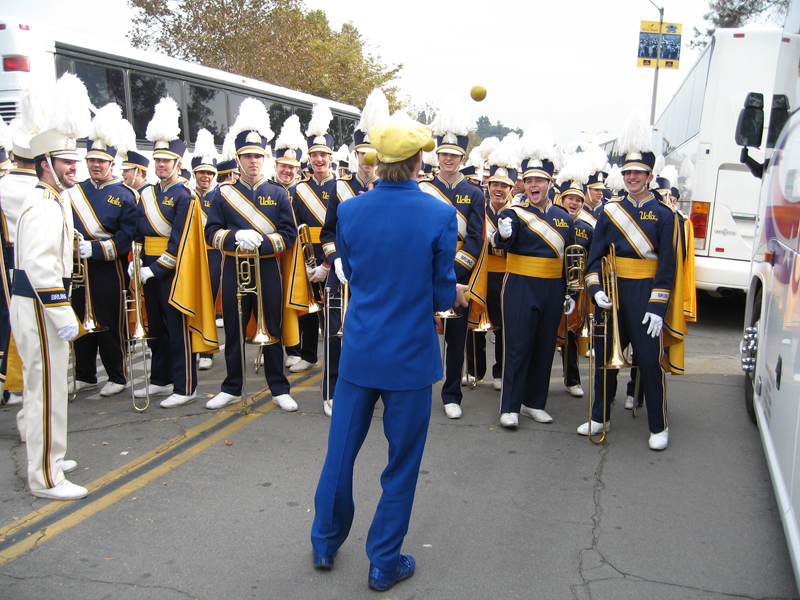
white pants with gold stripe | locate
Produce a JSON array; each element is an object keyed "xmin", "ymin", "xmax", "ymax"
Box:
[{"xmin": 9, "ymin": 296, "xmax": 69, "ymax": 491}]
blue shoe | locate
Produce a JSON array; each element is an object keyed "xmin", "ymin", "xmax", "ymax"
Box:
[
  {"xmin": 368, "ymin": 554, "xmax": 415, "ymax": 592},
  {"xmin": 313, "ymin": 551, "xmax": 335, "ymax": 570}
]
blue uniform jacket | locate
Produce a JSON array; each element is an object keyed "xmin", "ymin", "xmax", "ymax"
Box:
[
  {"xmin": 321, "ymin": 173, "xmax": 379, "ymax": 265},
  {"xmin": 70, "ymin": 177, "xmax": 137, "ymax": 262},
  {"xmin": 574, "ymin": 215, "xmax": 593, "ymax": 251},
  {"xmin": 291, "ymin": 173, "xmax": 336, "ymax": 265},
  {"xmin": 493, "ymin": 200, "xmax": 575, "ymax": 264},
  {"xmin": 337, "ymin": 179, "xmax": 458, "ymax": 391}
]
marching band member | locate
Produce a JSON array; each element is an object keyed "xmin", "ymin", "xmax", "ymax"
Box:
[
  {"xmin": 10, "ymin": 73, "xmax": 92, "ymax": 499},
  {"xmin": 191, "ymin": 128, "xmax": 221, "ymax": 371},
  {"xmin": 578, "ymin": 111, "xmax": 679, "ymax": 450},
  {"xmin": 420, "ymin": 96, "xmax": 485, "ymax": 419},
  {"xmin": 68, "ymin": 103, "xmax": 137, "ymax": 396},
  {"xmin": 204, "ymin": 98, "xmax": 299, "ymax": 412},
  {"xmin": 118, "ymin": 119, "xmax": 151, "ymax": 193},
  {"xmin": 286, "ymin": 104, "xmax": 336, "ymax": 374},
  {"xmin": 217, "ymin": 132, "xmax": 240, "ymax": 186},
  {"xmin": 319, "ymin": 89, "xmax": 388, "ymax": 417},
  {"xmin": 493, "ymin": 123, "xmax": 576, "ymax": 428}
]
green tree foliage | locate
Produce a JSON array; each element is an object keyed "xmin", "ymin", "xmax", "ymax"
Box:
[
  {"xmin": 127, "ymin": 0, "xmax": 403, "ymax": 110},
  {"xmin": 691, "ymin": 0, "xmax": 789, "ymax": 48},
  {"xmin": 475, "ymin": 116, "xmax": 523, "ymax": 140}
]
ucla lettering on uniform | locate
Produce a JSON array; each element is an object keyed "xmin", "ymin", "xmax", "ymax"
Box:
[
  {"xmin": 455, "ymin": 194, "xmax": 472, "ymax": 204},
  {"xmin": 259, "ymin": 195, "xmax": 277, "ymax": 206},
  {"xmin": 204, "ymin": 200, "xmax": 211, "ymax": 208},
  {"xmin": 576, "ymin": 228, "xmax": 589, "ymax": 240},
  {"xmin": 107, "ymin": 195, "xmax": 121, "ymax": 206},
  {"xmin": 553, "ymin": 218, "xmax": 568, "ymax": 228},
  {"xmin": 639, "ymin": 210, "xmax": 658, "ymax": 220},
  {"xmin": 322, "ymin": 191, "xmax": 330, "ymax": 200},
  {"xmin": 162, "ymin": 197, "xmax": 174, "ymax": 206}
]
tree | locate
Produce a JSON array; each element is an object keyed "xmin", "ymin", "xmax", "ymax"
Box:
[
  {"xmin": 690, "ymin": 0, "xmax": 789, "ymax": 48},
  {"xmin": 127, "ymin": 0, "xmax": 403, "ymax": 110}
]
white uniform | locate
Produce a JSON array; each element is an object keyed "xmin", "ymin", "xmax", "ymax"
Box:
[
  {"xmin": 0, "ymin": 167, "xmax": 38, "ymax": 246},
  {"xmin": 9, "ymin": 181, "xmax": 75, "ymax": 491}
]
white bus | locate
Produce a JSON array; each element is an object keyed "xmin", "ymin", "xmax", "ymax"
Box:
[
  {"xmin": 0, "ymin": 15, "xmax": 361, "ymax": 155},
  {"xmin": 601, "ymin": 28, "xmax": 800, "ymax": 297}
]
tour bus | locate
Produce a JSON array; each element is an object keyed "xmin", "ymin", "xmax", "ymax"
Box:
[
  {"xmin": 0, "ymin": 15, "xmax": 361, "ymax": 167},
  {"xmin": 601, "ymin": 28, "xmax": 799, "ymax": 297},
  {"xmin": 738, "ymin": 1, "xmax": 800, "ymax": 591}
]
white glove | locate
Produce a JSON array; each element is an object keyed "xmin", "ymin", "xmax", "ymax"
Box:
[
  {"xmin": 563, "ymin": 297, "xmax": 576, "ymax": 315},
  {"xmin": 642, "ymin": 312, "xmax": 663, "ymax": 338},
  {"xmin": 127, "ymin": 256, "xmax": 142, "ymax": 279},
  {"xmin": 58, "ymin": 321, "xmax": 80, "ymax": 342},
  {"xmin": 498, "ymin": 217, "xmax": 513, "ymax": 239},
  {"xmin": 235, "ymin": 229, "xmax": 262, "ymax": 251},
  {"xmin": 594, "ymin": 291, "xmax": 612, "ymax": 310},
  {"xmin": 334, "ymin": 258, "xmax": 347, "ymax": 283},
  {"xmin": 309, "ymin": 264, "xmax": 330, "ymax": 283},
  {"xmin": 78, "ymin": 241, "xmax": 93, "ymax": 259},
  {"xmin": 140, "ymin": 266, "xmax": 154, "ymax": 284},
  {"xmin": 305, "ymin": 264, "xmax": 316, "ymax": 279}
]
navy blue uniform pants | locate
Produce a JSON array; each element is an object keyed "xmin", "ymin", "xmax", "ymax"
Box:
[
  {"xmin": 200, "ymin": 248, "xmax": 222, "ymax": 360},
  {"xmin": 322, "ymin": 269, "xmax": 342, "ymax": 402},
  {"xmin": 466, "ymin": 272, "xmax": 503, "ymax": 380},
  {"xmin": 441, "ymin": 271, "xmax": 471, "ymax": 406},
  {"xmin": 311, "ymin": 377, "xmax": 431, "ymax": 571},
  {"xmin": 563, "ymin": 330, "xmax": 581, "ymax": 387}
]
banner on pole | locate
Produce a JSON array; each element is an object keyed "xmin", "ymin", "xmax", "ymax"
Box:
[{"xmin": 638, "ymin": 21, "xmax": 681, "ymax": 69}]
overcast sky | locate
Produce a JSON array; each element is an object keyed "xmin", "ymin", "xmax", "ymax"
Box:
[{"xmin": 5, "ymin": 0, "xmax": 784, "ymax": 147}]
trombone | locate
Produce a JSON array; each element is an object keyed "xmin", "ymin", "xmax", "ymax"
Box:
[
  {"xmin": 236, "ymin": 245, "xmax": 279, "ymax": 414},
  {"xmin": 324, "ymin": 281, "xmax": 349, "ymax": 404},
  {"xmin": 125, "ymin": 242, "xmax": 153, "ymax": 411},
  {"xmin": 298, "ymin": 224, "xmax": 323, "ymax": 318}
]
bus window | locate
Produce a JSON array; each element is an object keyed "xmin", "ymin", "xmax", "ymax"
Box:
[
  {"xmin": 338, "ymin": 116, "xmax": 356, "ymax": 148},
  {"xmin": 187, "ymin": 84, "xmax": 227, "ymax": 145},
  {"xmin": 130, "ymin": 71, "xmax": 182, "ymax": 141},
  {"xmin": 268, "ymin": 103, "xmax": 292, "ymax": 137},
  {"xmin": 295, "ymin": 107, "xmax": 312, "ymax": 136},
  {"xmin": 74, "ymin": 61, "xmax": 127, "ymax": 116}
]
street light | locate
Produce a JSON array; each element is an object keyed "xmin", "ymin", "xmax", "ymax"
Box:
[
  {"xmin": 580, "ymin": 129, "xmax": 608, "ymax": 141},
  {"xmin": 647, "ymin": 0, "xmax": 665, "ymax": 125}
]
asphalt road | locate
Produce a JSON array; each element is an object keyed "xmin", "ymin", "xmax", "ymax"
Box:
[{"xmin": 0, "ymin": 292, "xmax": 796, "ymax": 600}]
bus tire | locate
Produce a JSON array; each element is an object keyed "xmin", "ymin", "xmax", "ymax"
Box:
[{"xmin": 744, "ymin": 293, "xmax": 762, "ymax": 425}]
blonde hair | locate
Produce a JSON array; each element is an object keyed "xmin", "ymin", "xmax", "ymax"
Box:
[{"xmin": 376, "ymin": 152, "xmax": 418, "ymax": 182}]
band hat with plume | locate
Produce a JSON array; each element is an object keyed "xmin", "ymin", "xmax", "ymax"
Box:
[
  {"xmin": 619, "ymin": 109, "xmax": 655, "ymax": 172},
  {"xmin": 274, "ymin": 114, "xmax": 306, "ymax": 166},
  {"xmin": 355, "ymin": 89, "xmax": 390, "ymax": 151},
  {"xmin": 605, "ymin": 164, "xmax": 625, "ymax": 194},
  {"xmin": 229, "ymin": 98, "xmax": 273, "ymax": 157},
  {"xmin": 30, "ymin": 73, "xmax": 93, "ymax": 162},
  {"xmin": 519, "ymin": 121, "xmax": 556, "ymax": 180},
  {"xmin": 0, "ymin": 119, "xmax": 11, "ymax": 170},
  {"xmin": 421, "ymin": 149, "xmax": 438, "ymax": 174},
  {"xmin": 487, "ymin": 132, "xmax": 521, "ymax": 186},
  {"xmin": 191, "ymin": 128, "xmax": 219, "ymax": 173},
  {"xmin": 118, "ymin": 119, "xmax": 149, "ymax": 171},
  {"xmin": 369, "ymin": 112, "xmax": 435, "ymax": 164},
  {"xmin": 460, "ymin": 143, "xmax": 487, "ymax": 180},
  {"xmin": 334, "ymin": 144, "xmax": 350, "ymax": 169},
  {"xmin": 12, "ymin": 85, "xmax": 49, "ymax": 160},
  {"xmin": 87, "ymin": 102, "xmax": 123, "ymax": 161},
  {"xmin": 585, "ymin": 144, "xmax": 609, "ymax": 189},
  {"xmin": 431, "ymin": 94, "xmax": 470, "ymax": 156},
  {"xmin": 305, "ymin": 103, "xmax": 335, "ymax": 154},
  {"xmin": 556, "ymin": 151, "xmax": 592, "ymax": 201},
  {"xmin": 146, "ymin": 96, "xmax": 186, "ymax": 161}
]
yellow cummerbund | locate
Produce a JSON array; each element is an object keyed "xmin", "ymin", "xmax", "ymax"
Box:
[
  {"xmin": 144, "ymin": 236, "xmax": 169, "ymax": 257},
  {"xmin": 486, "ymin": 254, "xmax": 507, "ymax": 273},
  {"xmin": 615, "ymin": 256, "xmax": 658, "ymax": 279},
  {"xmin": 506, "ymin": 254, "xmax": 563, "ymax": 279},
  {"xmin": 309, "ymin": 227, "xmax": 322, "ymax": 244}
]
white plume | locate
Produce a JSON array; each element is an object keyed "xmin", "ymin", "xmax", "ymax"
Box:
[
  {"xmin": 553, "ymin": 144, "xmax": 568, "ymax": 172},
  {"xmin": 117, "ymin": 119, "xmax": 138, "ymax": 156},
  {"xmin": 520, "ymin": 122, "xmax": 555, "ymax": 162},
  {"xmin": 661, "ymin": 165, "xmax": 679, "ymax": 189},
  {"xmin": 263, "ymin": 153, "xmax": 276, "ymax": 180},
  {"xmin": 358, "ymin": 89, "xmax": 390, "ymax": 133},
  {"xmin": 222, "ymin": 130, "xmax": 237, "ymax": 162},
  {"xmin": 230, "ymin": 97, "xmax": 274, "ymax": 141},
  {"xmin": 423, "ymin": 150, "xmax": 438, "ymax": 167},
  {"xmin": 20, "ymin": 85, "xmax": 49, "ymax": 135},
  {"xmin": 653, "ymin": 155, "xmax": 666, "ymax": 176},
  {"xmin": 48, "ymin": 73, "xmax": 93, "ymax": 139},
  {"xmin": 431, "ymin": 94, "xmax": 470, "ymax": 137},
  {"xmin": 556, "ymin": 152, "xmax": 592, "ymax": 187},
  {"xmin": 619, "ymin": 109, "xmax": 652, "ymax": 154},
  {"xmin": 306, "ymin": 102, "xmax": 333, "ymax": 138},
  {"xmin": 275, "ymin": 115, "xmax": 305, "ymax": 153},
  {"xmin": 334, "ymin": 144, "xmax": 350, "ymax": 164},
  {"xmin": 90, "ymin": 102, "xmax": 123, "ymax": 147},
  {"xmin": 606, "ymin": 165, "xmax": 625, "ymax": 193},
  {"xmin": 489, "ymin": 132, "xmax": 520, "ymax": 170},
  {"xmin": 8, "ymin": 118, "xmax": 22, "ymax": 137},
  {"xmin": 146, "ymin": 96, "xmax": 181, "ymax": 143},
  {"xmin": 466, "ymin": 146, "xmax": 484, "ymax": 169},
  {"xmin": 478, "ymin": 137, "xmax": 500, "ymax": 161},
  {"xmin": 193, "ymin": 128, "xmax": 218, "ymax": 162},
  {"xmin": 0, "ymin": 119, "xmax": 11, "ymax": 151},
  {"xmin": 680, "ymin": 157, "xmax": 695, "ymax": 179},
  {"xmin": 586, "ymin": 144, "xmax": 608, "ymax": 174}
]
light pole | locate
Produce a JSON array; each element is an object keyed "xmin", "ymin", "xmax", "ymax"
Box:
[{"xmin": 648, "ymin": 0, "xmax": 665, "ymax": 125}]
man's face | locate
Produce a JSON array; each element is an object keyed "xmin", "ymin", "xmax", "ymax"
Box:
[
  {"xmin": 309, "ymin": 151, "xmax": 331, "ymax": 175},
  {"xmin": 524, "ymin": 176, "xmax": 551, "ymax": 207},
  {"xmin": 195, "ymin": 169, "xmax": 215, "ymax": 191},
  {"xmin": 488, "ymin": 181, "xmax": 511, "ymax": 205},
  {"xmin": 53, "ymin": 158, "xmax": 78, "ymax": 189},
  {"xmin": 623, "ymin": 170, "xmax": 652, "ymax": 195},
  {"xmin": 437, "ymin": 151, "xmax": 464, "ymax": 176},
  {"xmin": 154, "ymin": 158, "xmax": 177, "ymax": 181},
  {"xmin": 87, "ymin": 157, "xmax": 112, "ymax": 183},
  {"xmin": 275, "ymin": 162, "xmax": 298, "ymax": 185},
  {"xmin": 512, "ymin": 178, "xmax": 525, "ymax": 196},
  {"xmin": 561, "ymin": 193, "xmax": 583, "ymax": 217},
  {"xmin": 356, "ymin": 151, "xmax": 374, "ymax": 179},
  {"xmin": 587, "ymin": 187, "xmax": 604, "ymax": 206},
  {"xmin": 238, "ymin": 153, "xmax": 264, "ymax": 178},
  {"xmin": 121, "ymin": 168, "xmax": 136, "ymax": 187}
]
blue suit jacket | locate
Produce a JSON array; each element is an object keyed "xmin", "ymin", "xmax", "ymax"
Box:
[{"xmin": 337, "ymin": 179, "xmax": 458, "ymax": 391}]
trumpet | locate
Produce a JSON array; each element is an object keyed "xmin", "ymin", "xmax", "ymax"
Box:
[
  {"xmin": 466, "ymin": 310, "xmax": 495, "ymax": 390},
  {"xmin": 565, "ymin": 244, "xmax": 586, "ymax": 294},
  {"xmin": 298, "ymin": 224, "xmax": 323, "ymax": 315},
  {"xmin": 236, "ymin": 246, "xmax": 279, "ymax": 414},
  {"xmin": 125, "ymin": 242, "xmax": 153, "ymax": 411}
]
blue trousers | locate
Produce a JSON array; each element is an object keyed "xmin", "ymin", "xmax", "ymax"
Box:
[
  {"xmin": 441, "ymin": 296, "xmax": 469, "ymax": 406},
  {"xmin": 311, "ymin": 377, "xmax": 431, "ymax": 571},
  {"xmin": 200, "ymin": 248, "xmax": 222, "ymax": 360},
  {"xmin": 322, "ymin": 269, "xmax": 342, "ymax": 402}
]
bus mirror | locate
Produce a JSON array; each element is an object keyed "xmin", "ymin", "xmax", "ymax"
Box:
[
  {"xmin": 767, "ymin": 94, "xmax": 790, "ymax": 149},
  {"xmin": 735, "ymin": 92, "xmax": 765, "ymax": 147}
]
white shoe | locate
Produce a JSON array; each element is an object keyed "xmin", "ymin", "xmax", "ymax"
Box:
[
  {"xmin": 59, "ymin": 459, "xmax": 77, "ymax": 474},
  {"xmin": 134, "ymin": 384, "xmax": 173, "ymax": 398},
  {"xmin": 323, "ymin": 399, "xmax": 333, "ymax": 417},
  {"xmin": 577, "ymin": 420, "xmax": 610, "ymax": 436},
  {"xmin": 100, "ymin": 381, "xmax": 126, "ymax": 396},
  {"xmin": 649, "ymin": 428, "xmax": 669, "ymax": 450},
  {"xmin": 500, "ymin": 412, "xmax": 518, "ymax": 428},
  {"xmin": 6, "ymin": 393, "xmax": 22, "ymax": 405},
  {"xmin": 493, "ymin": 378, "xmax": 502, "ymax": 391},
  {"xmin": 160, "ymin": 391, "xmax": 197, "ymax": 408},
  {"xmin": 520, "ymin": 406, "xmax": 553, "ymax": 423},
  {"xmin": 444, "ymin": 403, "xmax": 462, "ymax": 419},
  {"xmin": 198, "ymin": 357, "xmax": 213, "ymax": 371},
  {"xmin": 31, "ymin": 479, "xmax": 88, "ymax": 500},
  {"xmin": 273, "ymin": 394, "xmax": 298, "ymax": 411},
  {"xmin": 205, "ymin": 391, "xmax": 241, "ymax": 409},
  {"xmin": 73, "ymin": 380, "xmax": 97, "ymax": 392},
  {"xmin": 566, "ymin": 384, "xmax": 584, "ymax": 397},
  {"xmin": 625, "ymin": 396, "xmax": 635, "ymax": 410},
  {"xmin": 289, "ymin": 359, "xmax": 316, "ymax": 373},
  {"xmin": 284, "ymin": 355, "xmax": 301, "ymax": 368},
  {"xmin": 216, "ymin": 318, "xmax": 224, "ymax": 327}
]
